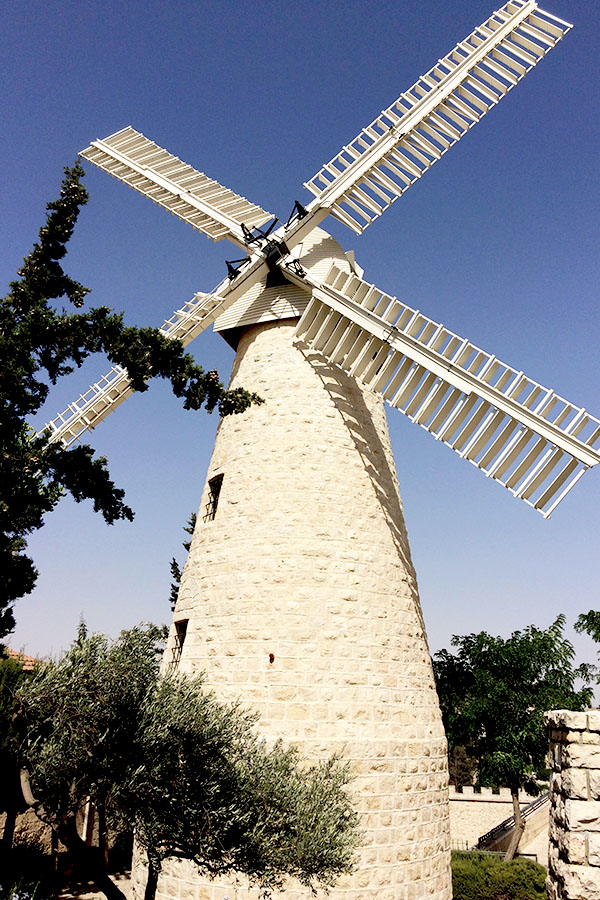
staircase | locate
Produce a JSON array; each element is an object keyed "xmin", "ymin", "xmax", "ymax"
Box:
[{"xmin": 476, "ymin": 791, "xmax": 550, "ymax": 852}]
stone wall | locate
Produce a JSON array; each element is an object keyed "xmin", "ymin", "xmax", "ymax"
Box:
[
  {"xmin": 546, "ymin": 709, "xmax": 600, "ymax": 900},
  {"xmin": 133, "ymin": 316, "xmax": 452, "ymax": 900},
  {"xmin": 0, "ymin": 808, "xmax": 56, "ymax": 855}
]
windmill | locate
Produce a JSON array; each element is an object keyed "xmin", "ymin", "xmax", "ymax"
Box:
[{"xmin": 41, "ymin": 2, "xmax": 596, "ymax": 897}]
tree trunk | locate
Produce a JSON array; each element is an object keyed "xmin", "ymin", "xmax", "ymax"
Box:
[
  {"xmin": 20, "ymin": 768, "xmax": 126, "ymax": 900},
  {"xmin": 82, "ymin": 797, "xmax": 95, "ymax": 845},
  {"xmin": 504, "ymin": 788, "xmax": 524, "ymax": 861},
  {"xmin": 51, "ymin": 826, "xmax": 59, "ymax": 872},
  {"xmin": 55, "ymin": 817, "xmax": 127, "ymax": 900},
  {"xmin": 0, "ymin": 763, "xmax": 22, "ymax": 860},
  {"xmin": 144, "ymin": 856, "xmax": 161, "ymax": 900}
]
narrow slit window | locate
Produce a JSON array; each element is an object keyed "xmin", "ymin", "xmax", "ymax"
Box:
[
  {"xmin": 204, "ymin": 474, "xmax": 224, "ymax": 521},
  {"xmin": 170, "ymin": 619, "xmax": 188, "ymax": 669}
]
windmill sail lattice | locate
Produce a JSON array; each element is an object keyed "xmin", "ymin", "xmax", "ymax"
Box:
[
  {"xmin": 292, "ymin": 264, "xmax": 600, "ymax": 516},
  {"xmin": 304, "ymin": 0, "xmax": 571, "ymax": 233},
  {"xmin": 80, "ymin": 126, "xmax": 272, "ymax": 249},
  {"xmin": 41, "ymin": 289, "xmax": 234, "ymax": 446}
]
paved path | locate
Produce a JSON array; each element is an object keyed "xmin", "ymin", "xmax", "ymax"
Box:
[{"xmin": 56, "ymin": 873, "xmax": 132, "ymax": 899}]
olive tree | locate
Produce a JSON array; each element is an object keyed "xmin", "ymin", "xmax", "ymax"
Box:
[{"xmin": 17, "ymin": 624, "xmax": 359, "ymax": 900}]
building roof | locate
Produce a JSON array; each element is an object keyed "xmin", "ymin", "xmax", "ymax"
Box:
[{"xmin": 5, "ymin": 648, "xmax": 38, "ymax": 671}]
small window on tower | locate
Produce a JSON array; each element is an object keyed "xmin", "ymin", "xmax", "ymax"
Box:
[
  {"xmin": 203, "ymin": 474, "xmax": 224, "ymax": 522},
  {"xmin": 170, "ymin": 619, "xmax": 188, "ymax": 669}
]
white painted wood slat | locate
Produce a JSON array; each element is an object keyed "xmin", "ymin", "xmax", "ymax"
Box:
[
  {"xmin": 39, "ymin": 288, "xmax": 239, "ymax": 448},
  {"xmin": 293, "ymin": 264, "xmax": 600, "ymax": 516},
  {"xmin": 81, "ymin": 126, "xmax": 272, "ymax": 249},
  {"xmin": 304, "ymin": 2, "xmax": 571, "ymax": 234}
]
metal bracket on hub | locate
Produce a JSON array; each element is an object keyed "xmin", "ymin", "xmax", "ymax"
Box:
[
  {"xmin": 226, "ymin": 256, "xmax": 251, "ymax": 280},
  {"xmin": 264, "ymin": 239, "xmax": 291, "ymax": 288},
  {"xmin": 286, "ymin": 259, "xmax": 306, "ymax": 278},
  {"xmin": 285, "ymin": 201, "xmax": 308, "ymax": 229},
  {"xmin": 241, "ymin": 218, "xmax": 280, "ymax": 247}
]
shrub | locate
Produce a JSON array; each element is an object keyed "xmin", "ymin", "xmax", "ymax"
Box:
[{"xmin": 451, "ymin": 850, "xmax": 547, "ymax": 900}]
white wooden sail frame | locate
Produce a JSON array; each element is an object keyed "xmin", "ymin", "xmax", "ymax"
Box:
[
  {"xmin": 80, "ymin": 127, "xmax": 273, "ymax": 250},
  {"xmin": 304, "ymin": 0, "xmax": 572, "ymax": 233},
  {"xmin": 290, "ymin": 264, "xmax": 599, "ymax": 516}
]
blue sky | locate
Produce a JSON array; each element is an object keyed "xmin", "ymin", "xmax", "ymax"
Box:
[{"xmin": 2, "ymin": 0, "xmax": 599, "ymax": 669}]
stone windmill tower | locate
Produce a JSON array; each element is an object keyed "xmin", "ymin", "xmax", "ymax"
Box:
[{"xmin": 44, "ymin": 3, "xmax": 598, "ymax": 898}]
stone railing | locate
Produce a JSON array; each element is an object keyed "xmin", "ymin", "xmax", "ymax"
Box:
[
  {"xmin": 450, "ymin": 786, "xmax": 514, "ymax": 799},
  {"xmin": 546, "ymin": 709, "xmax": 600, "ymax": 900}
]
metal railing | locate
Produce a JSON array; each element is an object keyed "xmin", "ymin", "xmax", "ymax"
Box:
[{"xmin": 476, "ymin": 791, "xmax": 550, "ymax": 848}]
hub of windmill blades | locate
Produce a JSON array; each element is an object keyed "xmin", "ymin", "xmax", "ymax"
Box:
[
  {"xmin": 226, "ymin": 235, "xmax": 292, "ymax": 286},
  {"xmin": 264, "ymin": 239, "xmax": 291, "ymax": 287},
  {"xmin": 241, "ymin": 209, "xmax": 307, "ymax": 287}
]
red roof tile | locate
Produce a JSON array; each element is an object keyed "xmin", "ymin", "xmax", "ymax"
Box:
[{"xmin": 5, "ymin": 648, "xmax": 38, "ymax": 671}]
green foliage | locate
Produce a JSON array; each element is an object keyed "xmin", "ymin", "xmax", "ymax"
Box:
[
  {"xmin": 448, "ymin": 745, "xmax": 476, "ymax": 791},
  {"xmin": 0, "ymin": 653, "xmax": 28, "ymax": 761},
  {"xmin": 451, "ymin": 851, "xmax": 547, "ymax": 900},
  {"xmin": 129, "ymin": 675, "xmax": 358, "ymax": 891},
  {"xmin": 575, "ymin": 610, "xmax": 600, "ymax": 645},
  {"xmin": 18, "ymin": 622, "xmax": 162, "ymax": 824},
  {"xmin": 0, "ymin": 164, "xmax": 262, "ymax": 639},
  {"xmin": 169, "ymin": 512, "xmax": 196, "ymax": 610},
  {"xmin": 17, "ymin": 624, "xmax": 359, "ymax": 897},
  {"xmin": 433, "ymin": 615, "xmax": 593, "ymax": 793},
  {"xmin": 575, "ymin": 611, "xmax": 600, "ymax": 684}
]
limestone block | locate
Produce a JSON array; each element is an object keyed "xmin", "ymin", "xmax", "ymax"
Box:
[
  {"xmin": 549, "ymin": 816, "xmax": 562, "ymax": 845},
  {"xmin": 546, "ymin": 710, "xmax": 589, "ymax": 730},
  {"xmin": 561, "ymin": 862, "xmax": 600, "ymax": 900},
  {"xmin": 559, "ymin": 829, "xmax": 588, "ymax": 865},
  {"xmin": 546, "ymin": 874, "xmax": 561, "ymax": 900},
  {"xmin": 590, "ymin": 771, "xmax": 600, "ymax": 800},
  {"xmin": 588, "ymin": 711, "xmax": 600, "ymax": 733},
  {"xmin": 549, "ymin": 840, "xmax": 560, "ymax": 870},
  {"xmin": 551, "ymin": 771, "xmax": 562, "ymax": 795},
  {"xmin": 563, "ymin": 744, "xmax": 600, "ymax": 770},
  {"xmin": 587, "ymin": 834, "xmax": 600, "ymax": 868},
  {"xmin": 562, "ymin": 767, "xmax": 590, "ymax": 799},
  {"xmin": 565, "ymin": 799, "xmax": 600, "ymax": 831},
  {"xmin": 553, "ymin": 793, "xmax": 566, "ymax": 826}
]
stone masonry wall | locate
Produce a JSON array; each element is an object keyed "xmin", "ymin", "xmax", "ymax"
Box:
[
  {"xmin": 546, "ymin": 709, "xmax": 600, "ymax": 900},
  {"xmin": 132, "ymin": 316, "xmax": 452, "ymax": 900}
]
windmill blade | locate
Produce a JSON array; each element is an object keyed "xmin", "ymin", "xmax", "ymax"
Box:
[
  {"xmin": 40, "ymin": 286, "xmax": 243, "ymax": 448},
  {"xmin": 304, "ymin": 1, "xmax": 571, "ymax": 234},
  {"xmin": 291, "ymin": 263, "xmax": 600, "ymax": 517},
  {"xmin": 81, "ymin": 126, "xmax": 273, "ymax": 251}
]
